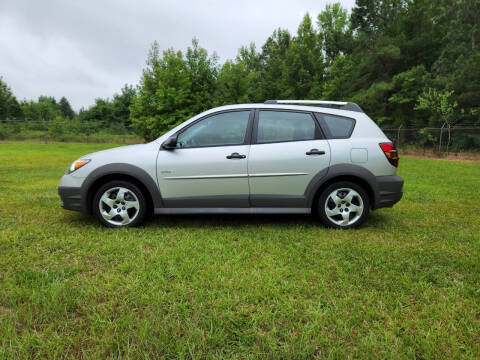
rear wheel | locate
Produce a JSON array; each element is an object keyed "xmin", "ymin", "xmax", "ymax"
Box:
[
  {"xmin": 317, "ymin": 181, "xmax": 370, "ymax": 229},
  {"xmin": 93, "ymin": 180, "xmax": 147, "ymax": 228}
]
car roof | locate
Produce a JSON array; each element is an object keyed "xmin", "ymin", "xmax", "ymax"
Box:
[{"xmin": 206, "ymin": 103, "xmax": 363, "ymax": 118}]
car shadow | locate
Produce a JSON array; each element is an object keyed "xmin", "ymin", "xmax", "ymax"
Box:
[
  {"xmin": 66, "ymin": 210, "xmax": 387, "ymax": 230},
  {"xmin": 147, "ymin": 211, "xmax": 388, "ymax": 229},
  {"xmin": 148, "ymin": 213, "xmax": 319, "ymax": 228}
]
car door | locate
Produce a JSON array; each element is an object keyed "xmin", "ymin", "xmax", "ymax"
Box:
[
  {"xmin": 248, "ymin": 109, "xmax": 331, "ymax": 207},
  {"xmin": 157, "ymin": 109, "xmax": 253, "ymax": 208}
]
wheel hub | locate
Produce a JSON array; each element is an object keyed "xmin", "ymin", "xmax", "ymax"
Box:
[
  {"xmin": 324, "ymin": 187, "xmax": 364, "ymax": 227},
  {"xmin": 98, "ymin": 187, "xmax": 140, "ymax": 226}
]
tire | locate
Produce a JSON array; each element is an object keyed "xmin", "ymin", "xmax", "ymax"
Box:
[
  {"xmin": 317, "ymin": 181, "xmax": 370, "ymax": 229},
  {"xmin": 92, "ymin": 180, "xmax": 147, "ymax": 228}
]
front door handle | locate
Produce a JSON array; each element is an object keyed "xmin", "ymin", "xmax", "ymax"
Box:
[
  {"xmin": 306, "ymin": 149, "xmax": 326, "ymax": 156},
  {"xmin": 226, "ymin": 152, "xmax": 246, "ymax": 159}
]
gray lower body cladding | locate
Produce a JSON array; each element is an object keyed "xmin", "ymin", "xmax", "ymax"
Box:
[
  {"xmin": 374, "ymin": 175, "xmax": 403, "ymax": 209},
  {"xmin": 58, "ymin": 175, "xmax": 403, "ymax": 214},
  {"xmin": 154, "ymin": 207, "xmax": 310, "ymax": 215},
  {"xmin": 58, "ymin": 186, "xmax": 82, "ymax": 211},
  {"xmin": 162, "ymin": 194, "xmax": 306, "ymax": 208}
]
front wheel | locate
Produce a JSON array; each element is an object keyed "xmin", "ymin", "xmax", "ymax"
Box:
[
  {"xmin": 317, "ymin": 181, "xmax": 370, "ymax": 229},
  {"xmin": 93, "ymin": 180, "xmax": 147, "ymax": 228}
]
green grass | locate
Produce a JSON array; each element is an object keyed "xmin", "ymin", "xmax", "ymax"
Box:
[{"xmin": 0, "ymin": 142, "xmax": 479, "ymax": 359}]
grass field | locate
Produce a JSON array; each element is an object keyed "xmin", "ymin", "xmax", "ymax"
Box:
[{"xmin": 0, "ymin": 142, "xmax": 479, "ymax": 359}]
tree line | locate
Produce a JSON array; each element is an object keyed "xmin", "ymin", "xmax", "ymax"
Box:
[
  {"xmin": 1, "ymin": 0, "xmax": 479, "ymax": 142},
  {"xmin": 0, "ymin": 80, "xmax": 135, "ymax": 127}
]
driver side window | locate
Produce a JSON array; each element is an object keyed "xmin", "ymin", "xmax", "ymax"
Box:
[{"xmin": 176, "ymin": 110, "xmax": 251, "ymax": 148}]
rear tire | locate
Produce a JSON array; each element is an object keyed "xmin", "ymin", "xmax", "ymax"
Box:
[
  {"xmin": 317, "ymin": 181, "xmax": 370, "ymax": 229},
  {"xmin": 93, "ymin": 180, "xmax": 147, "ymax": 228}
]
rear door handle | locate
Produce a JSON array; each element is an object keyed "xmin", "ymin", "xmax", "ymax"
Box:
[
  {"xmin": 306, "ymin": 149, "xmax": 325, "ymax": 156},
  {"xmin": 226, "ymin": 152, "xmax": 246, "ymax": 159}
]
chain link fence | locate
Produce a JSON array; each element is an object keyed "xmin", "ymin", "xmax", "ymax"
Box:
[
  {"xmin": 1, "ymin": 119, "xmax": 480, "ymax": 155},
  {"xmin": 0, "ymin": 119, "xmax": 141, "ymax": 144},
  {"xmin": 382, "ymin": 126, "xmax": 480, "ymax": 155}
]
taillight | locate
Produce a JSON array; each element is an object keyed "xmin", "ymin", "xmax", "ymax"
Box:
[{"xmin": 379, "ymin": 143, "xmax": 399, "ymax": 167}]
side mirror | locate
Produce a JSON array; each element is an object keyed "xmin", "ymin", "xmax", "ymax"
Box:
[{"xmin": 162, "ymin": 135, "xmax": 178, "ymax": 150}]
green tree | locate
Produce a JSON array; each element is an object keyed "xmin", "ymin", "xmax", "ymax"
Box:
[
  {"xmin": 79, "ymin": 98, "xmax": 114, "ymax": 125},
  {"xmin": 432, "ymin": 0, "xmax": 480, "ymax": 124},
  {"xmin": 415, "ymin": 88, "xmax": 459, "ymax": 153},
  {"xmin": 317, "ymin": 3, "xmax": 351, "ymax": 67},
  {"xmin": 130, "ymin": 42, "xmax": 192, "ymax": 140},
  {"xmin": 37, "ymin": 96, "xmax": 58, "ymax": 121},
  {"xmin": 414, "ymin": 88, "xmax": 458, "ymax": 127},
  {"xmin": 185, "ymin": 38, "xmax": 218, "ymax": 114},
  {"xmin": 257, "ymin": 29, "xmax": 291, "ymax": 100},
  {"xmin": 131, "ymin": 39, "xmax": 219, "ymax": 140},
  {"xmin": 347, "ymin": 0, "xmax": 440, "ymax": 123},
  {"xmin": 0, "ymin": 77, "xmax": 22, "ymax": 120},
  {"xmin": 388, "ymin": 65, "xmax": 430, "ymax": 127},
  {"xmin": 350, "ymin": 0, "xmax": 407, "ymax": 37},
  {"xmin": 58, "ymin": 97, "xmax": 75, "ymax": 119},
  {"xmin": 322, "ymin": 54, "xmax": 355, "ymax": 100},
  {"xmin": 236, "ymin": 43, "xmax": 262, "ymax": 101},
  {"xmin": 20, "ymin": 100, "xmax": 41, "ymax": 122},
  {"xmin": 77, "ymin": 85, "xmax": 135, "ymax": 131},
  {"xmin": 283, "ymin": 14, "xmax": 324, "ymax": 99},
  {"xmin": 216, "ymin": 60, "xmax": 251, "ymax": 105},
  {"xmin": 112, "ymin": 84, "xmax": 136, "ymax": 126}
]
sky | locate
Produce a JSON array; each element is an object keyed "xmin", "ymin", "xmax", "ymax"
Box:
[{"xmin": 0, "ymin": 0, "xmax": 355, "ymax": 111}]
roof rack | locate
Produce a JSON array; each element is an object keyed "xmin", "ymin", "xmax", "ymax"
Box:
[{"xmin": 264, "ymin": 100, "xmax": 364, "ymax": 113}]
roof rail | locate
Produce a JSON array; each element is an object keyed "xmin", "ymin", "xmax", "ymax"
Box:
[{"xmin": 264, "ymin": 100, "xmax": 364, "ymax": 113}]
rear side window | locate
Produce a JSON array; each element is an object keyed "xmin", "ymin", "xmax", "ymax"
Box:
[
  {"xmin": 256, "ymin": 111, "xmax": 320, "ymax": 143},
  {"xmin": 318, "ymin": 114, "xmax": 355, "ymax": 139}
]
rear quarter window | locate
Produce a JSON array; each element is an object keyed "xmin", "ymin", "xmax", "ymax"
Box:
[{"xmin": 317, "ymin": 113, "xmax": 355, "ymax": 139}]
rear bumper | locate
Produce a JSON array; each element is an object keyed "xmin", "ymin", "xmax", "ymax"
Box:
[
  {"xmin": 374, "ymin": 175, "xmax": 403, "ymax": 209},
  {"xmin": 58, "ymin": 186, "xmax": 83, "ymax": 212}
]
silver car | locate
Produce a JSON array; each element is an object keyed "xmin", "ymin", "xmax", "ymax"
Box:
[{"xmin": 58, "ymin": 100, "xmax": 403, "ymax": 229}]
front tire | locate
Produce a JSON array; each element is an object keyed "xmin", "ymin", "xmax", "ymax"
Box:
[
  {"xmin": 93, "ymin": 180, "xmax": 147, "ymax": 228},
  {"xmin": 317, "ymin": 181, "xmax": 370, "ymax": 229}
]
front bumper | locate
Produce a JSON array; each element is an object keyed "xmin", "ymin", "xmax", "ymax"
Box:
[
  {"xmin": 374, "ymin": 175, "xmax": 404, "ymax": 209},
  {"xmin": 58, "ymin": 174, "xmax": 86, "ymax": 212},
  {"xmin": 58, "ymin": 186, "xmax": 83, "ymax": 212}
]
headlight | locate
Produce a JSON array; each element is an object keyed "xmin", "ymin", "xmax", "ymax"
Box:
[{"xmin": 66, "ymin": 159, "xmax": 90, "ymax": 174}]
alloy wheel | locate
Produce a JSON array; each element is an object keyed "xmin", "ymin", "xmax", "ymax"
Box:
[
  {"xmin": 324, "ymin": 187, "xmax": 364, "ymax": 227},
  {"xmin": 98, "ymin": 187, "xmax": 140, "ymax": 226}
]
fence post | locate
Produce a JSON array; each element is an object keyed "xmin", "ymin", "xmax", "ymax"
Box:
[
  {"xmin": 446, "ymin": 123, "xmax": 451, "ymax": 156},
  {"xmin": 396, "ymin": 124, "xmax": 402, "ymax": 147},
  {"xmin": 438, "ymin": 122, "xmax": 446, "ymax": 155},
  {"xmin": 43, "ymin": 118, "xmax": 47, "ymax": 144}
]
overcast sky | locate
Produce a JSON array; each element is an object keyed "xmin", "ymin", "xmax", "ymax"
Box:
[{"xmin": 0, "ymin": 0, "xmax": 355, "ymax": 110}]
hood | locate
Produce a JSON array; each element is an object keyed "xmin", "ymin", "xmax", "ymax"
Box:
[{"xmin": 82, "ymin": 143, "xmax": 150, "ymax": 159}]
